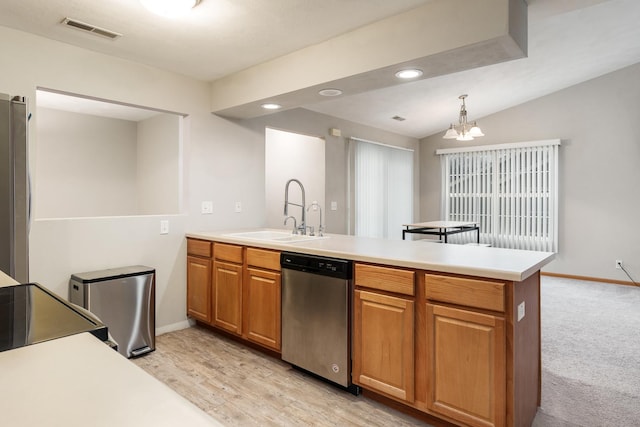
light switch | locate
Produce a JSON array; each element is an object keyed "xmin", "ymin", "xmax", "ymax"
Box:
[
  {"xmin": 234, "ymin": 201, "xmax": 242, "ymax": 213},
  {"xmin": 330, "ymin": 201, "xmax": 337, "ymax": 211},
  {"xmin": 160, "ymin": 220, "xmax": 169, "ymax": 235},
  {"xmin": 201, "ymin": 201, "xmax": 213, "ymax": 214}
]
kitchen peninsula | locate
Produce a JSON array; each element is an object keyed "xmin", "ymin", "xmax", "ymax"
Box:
[{"xmin": 186, "ymin": 229, "xmax": 554, "ymax": 427}]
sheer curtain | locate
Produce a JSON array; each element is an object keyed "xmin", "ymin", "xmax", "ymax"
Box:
[{"xmin": 352, "ymin": 138, "xmax": 413, "ymax": 239}]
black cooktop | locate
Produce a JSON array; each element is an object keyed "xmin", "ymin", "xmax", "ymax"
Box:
[{"xmin": 0, "ymin": 283, "xmax": 109, "ymax": 352}]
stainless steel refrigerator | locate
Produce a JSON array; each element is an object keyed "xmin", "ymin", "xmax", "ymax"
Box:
[{"xmin": 0, "ymin": 93, "xmax": 29, "ymax": 283}]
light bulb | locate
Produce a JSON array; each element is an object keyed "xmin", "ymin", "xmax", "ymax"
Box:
[
  {"xmin": 140, "ymin": 0, "xmax": 199, "ymax": 18},
  {"xmin": 395, "ymin": 69, "xmax": 423, "ymax": 79},
  {"xmin": 261, "ymin": 103, "xmax": 282, "ymax": 110},
  {"xmin": 456, "ymin": 133, "xmax": 474, "ymax": 141}
]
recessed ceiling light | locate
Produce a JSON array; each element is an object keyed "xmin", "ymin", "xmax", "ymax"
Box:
[
  {"xmin": 140, "ymin": 0, "xmax": 201, "ymax": 18},
  {"xmin": 261, "ymin": 103, "xmax": 282, "ymax": 110},
  {"xmin": 318, "ymin": 88, "xmax": 343, "ymax": 97},
  {"xmin": 395, "ymin": 69, "xmax": 423, "ymax": 79}
]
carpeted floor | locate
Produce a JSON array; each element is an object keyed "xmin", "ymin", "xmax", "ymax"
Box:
[{"xmin": 533, "ymin": 276, "xmax": 640, "ymax": 426}]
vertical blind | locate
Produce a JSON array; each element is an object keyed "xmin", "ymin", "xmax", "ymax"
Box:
[
  {"xmin": 437, "ymin": 140, "xmax": 560, "ymax": 252},
  {"xmin": 352, "ymin": 138, "xmax": 414, "ymax": 239}
]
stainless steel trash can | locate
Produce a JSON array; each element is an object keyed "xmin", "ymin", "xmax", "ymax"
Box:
[{"xmin": 69, "ymin": 265, "xmax": 155, "ymax": 358}]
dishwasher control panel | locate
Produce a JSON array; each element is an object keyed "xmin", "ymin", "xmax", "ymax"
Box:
[{"xmin": 281, "ymin": 252, "xmax": 352, "ymax": 279}]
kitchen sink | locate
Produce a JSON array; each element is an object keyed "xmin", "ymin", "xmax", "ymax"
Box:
[
  {"xmin": 272, "ymin": 234, "xmax": 325, "ymax": 242},
  {"xmin": 224, "ymin": 230, "xmax": 327, "ymax": 243}
]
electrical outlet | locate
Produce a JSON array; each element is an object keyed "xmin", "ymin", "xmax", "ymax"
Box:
[
  {"xmin": 517, "ymin": 301, "xmax": 525, "ymax": 322},
  {"xmin": 160, "ymin": 220, "xmax": 169, "ymax": 235},
  {"xmin": 616, "ymin": 260, "xmax": 623, "ymax": 269}
]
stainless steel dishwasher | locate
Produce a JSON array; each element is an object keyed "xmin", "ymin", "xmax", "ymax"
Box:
[{"xmin": 281, "ymin": 252, "xmax": 359, "ymax": 394}]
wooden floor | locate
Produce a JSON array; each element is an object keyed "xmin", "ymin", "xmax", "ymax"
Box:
[{"xmin": 132, "ymin": 326, "xmax": 431, "ymax": 426}]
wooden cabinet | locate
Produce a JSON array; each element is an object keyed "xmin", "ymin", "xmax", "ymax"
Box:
[
  {"xmin": 354, "ymin": 290, "xmax": 415, "ymax": 402},
  {"xmin": 424, "ymin": 273, "xmax": 506, "ymax": 427},
  {"xmin": 213, "ymin": 259, "xmax": 243, "ymax": 335},
  {"xmin": 244, "ymin": 248, "xmax": 281, "ymax": 351},
  {"xmin": 353, "ymin": 263, "xmax": 416, "ymax": 403},
  {"xmin": 186, "ymin": 240, "xmax": 281, "ymax": 351},
  {"xmin": 213, "ymin": 243, "xmax": 244, "ymax": 335},
  {"xmin": 186, "ymin": 239, "xmax": 212, "ymax": 323},
  {"xmin": 426, "ymin": 303, "xmax": 505, "ymax": 427},
  {"xmin": 245, "ymin": 267, "xmax": 281, "ymax": 350}
]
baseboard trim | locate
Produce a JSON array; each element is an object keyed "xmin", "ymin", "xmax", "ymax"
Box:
[
  {"xmin": 156, "ymin": 319, "xmax": 194, "ymax": 336},
  {"xmin": 542, "ymin": 272, "xmax": 637, "ymax": 287}
]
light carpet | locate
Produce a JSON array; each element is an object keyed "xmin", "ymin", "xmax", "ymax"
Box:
[{"xmin": 533, "ymin": 276, "xmax": 640, "ymax": 426}]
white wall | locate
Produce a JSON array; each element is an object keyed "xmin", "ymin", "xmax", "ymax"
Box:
[
  {"xmin": 0, "ymin": 25, "xmax": 420, "ymax": 332},
  {"xmin": 0, "ymin": 26, "xmax": 265, "ymax": 332},
  {"xmin": 35, "ymin": 107, "xmax": 138, "ymax": 218},
  {"xmin": 265, "ymin": 128, "xmax": 325, "ymax": 232},
  {"xmin": 241, "ymin": 108, "xmax": 420, "ymax": 235},
  {"xmin": 137, "ymin": 114, "xmax": 181, "ymax": 215},
  {"xmin": 420, "ymin": 62, "xmax": 640, "ymax": 283}
]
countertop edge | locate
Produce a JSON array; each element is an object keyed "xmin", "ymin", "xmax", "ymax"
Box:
[
  {"xmin": 0, "ymin": 332, "xmax": 221, "ymax": 427},
  {"xmin": 186, "ymin": 230, "xmax": 555, "ymax": 282},
  {"xmin": 0, "ymin": 270, "xmax": 19, "ymax": 287}
]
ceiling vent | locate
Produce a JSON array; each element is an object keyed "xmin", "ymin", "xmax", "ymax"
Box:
[{"xmin": 61, "ymin": 18, "xmax": 122, "ymax": 40}]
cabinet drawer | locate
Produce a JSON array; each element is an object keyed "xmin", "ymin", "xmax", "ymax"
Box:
[
  {"xmin": 214, "ymin": 243, "xmax": 244, "ymax": 264},
  {"xmin": 425, "ymin": 274, "xmax": 505, "ymax": 312},
  {"xmin": 355, "ymin": 264, "xmax": 415, "ymax": 296},
  {"xmin": 246, "ymin": 248, "xmax": 280, "ymax": 271},
  {"xmin": 187, "ymin": 239, "xmax": 212, "ymax": 258}
]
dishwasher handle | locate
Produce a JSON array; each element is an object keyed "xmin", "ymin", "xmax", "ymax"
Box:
[{"xmin": 281, "ymin": 252, "xmax": 352, "ymax": 280}]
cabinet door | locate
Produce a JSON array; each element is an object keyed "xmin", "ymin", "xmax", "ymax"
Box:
[
  {"xmin": 186, "ymin": 255, "xmax": 212, "ymax": 324},
  {"xmin": 213, "ymin": 261, "xmax": 243, "ymax": 335},
  {"xmin": 426, "ymin": 303, "xmax": 505, "ymax": 427},
  {"xmin": 245, "ymin": 268, "xmax": 281, "ymax": 351},
  {"xmin": 353, "ymin": 290, "xmax": 415, "ymax": 402}
]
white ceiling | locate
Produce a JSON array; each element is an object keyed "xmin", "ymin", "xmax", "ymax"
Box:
[
  {"xmin": 36, "ymin": 89, "xmax": 168, "ymax": 122},
  {"xmin": 1, "ymin": 0, "xmax": 639, "ymax": 138},
  {"xmin": 308, "ymin": 0, "xmax": 640, "ymax": 137}
]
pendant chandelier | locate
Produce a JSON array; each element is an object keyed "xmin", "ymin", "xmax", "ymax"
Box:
[{"xmin": 442, "ymin": 94, "xmax": 484, "ymax": 141}]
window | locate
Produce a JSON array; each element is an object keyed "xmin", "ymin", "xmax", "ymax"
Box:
[
  {"xmin": 437, "ymin": 140, "xmax": 560, "ymax": 252},
  {"xmin": 350, "ymin": 137, "xmax": 414, "ymax": 239}
]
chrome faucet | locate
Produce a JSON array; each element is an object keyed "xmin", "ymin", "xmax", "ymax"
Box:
[
  {"xmin": 284, "ymin": 216, "xmax": 298, "ymax": 234},
  {"xmin": 283, "ymin": 178, "xmax": 306, "ymax": 235},
  {"xmin": 306, "ymin": 201, "xmax": 324, "ymax": 236}
]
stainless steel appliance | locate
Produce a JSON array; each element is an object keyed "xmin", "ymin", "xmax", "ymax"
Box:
[
  {"xmin": 0, "ymin": 94, "xmax": 29, "ymax": 283},
  {"xmin": 281, "ymin": 252, "xmax": 359, "ymax": 394},
  {"xmin": 69, "ymin": 265, "xmax": 155, "ymax": 358},
  {"xmin": 0, "ymin": 283, "xmax": 111, "ymax": 352}
]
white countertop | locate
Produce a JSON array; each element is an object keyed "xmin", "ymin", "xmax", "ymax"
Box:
[
  {"xmin": 187, "ymin": 229, "xmax": 554, "ymax": 282},
  {"xmin": 0, "ymin": 333, "xmax": 221, "ymax": 427}
]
